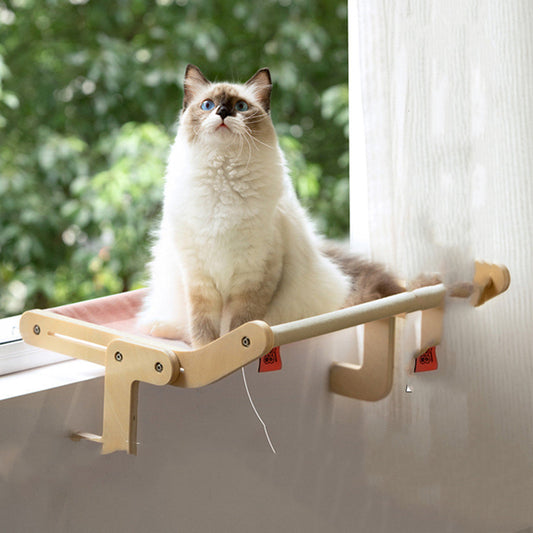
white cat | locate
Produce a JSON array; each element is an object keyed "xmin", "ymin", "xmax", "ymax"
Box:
[{"xmin": 138, "ymin": 65, "xmax": 402, "ymax": 347}]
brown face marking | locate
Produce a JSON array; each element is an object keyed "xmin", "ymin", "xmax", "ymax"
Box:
[
  {"xmin": 182, "ymin": 84, "xmax": 272, "ymax": 144},
  {"xmin": 179, "ymin": 68, "xmax": 275, "ymax": 146},
  {"xmin": 200, "ymin": 85, "xmax": 254, "ymax": 117}
]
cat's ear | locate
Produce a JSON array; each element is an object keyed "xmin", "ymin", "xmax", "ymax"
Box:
[
  {"xmin": 245, "ymin": 68, "xmax": 272, "ymax": 113},
  {"xmin": 183, "ymin": 64, "xmax": 210, "ymax": 109}
]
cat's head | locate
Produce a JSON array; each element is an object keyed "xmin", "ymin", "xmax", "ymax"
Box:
[{"xmin": 179, "ymin": 65, "xmax": 276, "ymax": 149}]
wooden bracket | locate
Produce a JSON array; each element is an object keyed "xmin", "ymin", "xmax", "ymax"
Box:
[
  {"xmin": 19, "ymin": 310, "xmax": 273, "ymax": 454},
  {"xmin": 326, "ymin": 284, "xmax": 447, "ymax": 401},
  {"xmin": 329, "ymin": 318, "xmax": 396, "ymax": 401},
  {"xmin": 70, "ymin": 341, "xmax": 180, "ymax": 455},
  {"xmin": 100, "ymin": 339, "xmax": 180, "ymax": 454},
  {"xmin": 19, "ymin": 310, "xmax": 181, "ymax": 455},
  {"xmin": 329, "ymin": 261, "xmax": 509, "ymax": 401},
  {"xmin": 171, "ymin": 321, "xmax": 274, "ymax": 389},
  {"xmin": 328, "ymin": 303, "xmax": 445, "ymax": 401}
]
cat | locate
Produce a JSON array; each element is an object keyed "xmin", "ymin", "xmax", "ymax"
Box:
[{"xmin": 138, "ymin": 65, "xmax": 404, "ymax": 347}]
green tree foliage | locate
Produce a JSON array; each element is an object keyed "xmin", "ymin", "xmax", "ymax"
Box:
[{"xmin": 0, "ymin": 0, "xmax": 348, "ymax": 317}]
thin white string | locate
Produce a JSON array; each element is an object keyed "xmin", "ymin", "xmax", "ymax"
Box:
[{"xmin": 241, "ymin": 367, "xmax": 277, "ymax": 454}]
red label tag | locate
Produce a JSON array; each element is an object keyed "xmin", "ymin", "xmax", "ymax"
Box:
[
  {"xmin": 414, "ymin": 346, "xmax": 438, "ymax": 372},
  {"xmin": 258, "ymin": 347, "xmax": 282, "ymax": 373}
]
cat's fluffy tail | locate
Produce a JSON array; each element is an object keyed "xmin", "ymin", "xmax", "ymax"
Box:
[{"xmin": 320, "ymin": 241, "xmax": 406, "ymax": 307}]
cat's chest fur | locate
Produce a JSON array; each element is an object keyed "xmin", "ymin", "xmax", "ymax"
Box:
[
  {"xmin": 165, "ymin": 146, "xmax": 284, "ymax": 291},
  {"xmin": 169, "ymin": 142, "xmax": 281, "ymax": 227},
  {"xmin": 193, "ymin": 154, "xmax": 266, "ymax": 225}
]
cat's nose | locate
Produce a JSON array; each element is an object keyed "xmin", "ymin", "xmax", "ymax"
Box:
[{"xmin": 216, "ymin": 104, "xmax": 232, "ymax": 120}]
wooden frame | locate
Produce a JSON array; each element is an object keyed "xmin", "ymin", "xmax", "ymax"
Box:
[{"xmin": 18, "ymin": 262, "xmax": 509, "ymax": 455}]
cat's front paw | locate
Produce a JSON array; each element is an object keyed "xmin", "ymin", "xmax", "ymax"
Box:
[
  {"xmin": 140, "ymin": 320, "xmax": 191, "ymax": 343},
  {"xmin": 191, "ymin": 331, "xmax": 219, "ymax": 348}
]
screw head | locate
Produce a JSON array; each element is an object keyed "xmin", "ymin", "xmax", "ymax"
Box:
[
  {"xmin": 154, "ymin": 362, "xmax": 163, "ymax": 373},
  {"xmin": 114, "ymin": 352, "xmax": 123, "ymax": 362},
  {"xmin": 241, "ymin": 336, "xmax": 251, "ymax": 348},
  {"xmin": 33, "ymin": 325, "xmax": 41, "ymax": 335}
]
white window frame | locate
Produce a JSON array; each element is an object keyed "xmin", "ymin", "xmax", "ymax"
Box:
[
  {"xmin": 0, "ymin": 312, "xmax": 105, "ymax": 400},
  {"xmin": 0, "ymin": 314, "xmax": 71, "ymax": 376},
  {"xmin": 348, "ymin": 0, "xmax": 371, "ymax": 256}
]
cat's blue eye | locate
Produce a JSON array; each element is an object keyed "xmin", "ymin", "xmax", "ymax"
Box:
[
  {"xmin": 201, "ymin": 99, "xmax": 215, "ymax": 111},
  {"xmin": 235, "ymin": 100, "xmax": 249, "ymax": 112}
]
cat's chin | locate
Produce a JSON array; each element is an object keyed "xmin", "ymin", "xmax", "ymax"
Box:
[
  {"xmin": 215, "ymin": 124, "xmax": 232, "ymax": 134},
  {"xmin": 203, "ymin": 124, "xmax": 240, "ymax": 145}
]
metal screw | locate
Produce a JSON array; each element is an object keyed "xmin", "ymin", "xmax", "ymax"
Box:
[
  {"xmin": 114, "ymin": 352, "xmax": 123, "ymax": 362},
  {"xmin": 154, "ymin": 362, "xmax": 163, "ymax": 373},
  {"xmin": 33, "ymin": 325, "xmax": 41, "ymax": 335},
  {"xmin": 241, "ymin": 336, "xmax": 251, "ymax": 348}
]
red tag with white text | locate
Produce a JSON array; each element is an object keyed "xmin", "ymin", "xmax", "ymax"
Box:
[
  {"xmin": 414, "ymin": 346, "xmax": 438, "ymax": 372},
  {"xmin": 258, "ymin": 346, "xmax": 282, "ymax": 372}
]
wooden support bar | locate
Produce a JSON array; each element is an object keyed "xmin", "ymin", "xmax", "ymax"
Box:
[{"xmin": 271, "ymin": 284, "xmax": 446, "ymax": 347}]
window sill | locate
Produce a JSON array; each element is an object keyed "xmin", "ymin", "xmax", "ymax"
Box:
[{"xmin": 0, "ymin": 354, "xmax": 104, "ymax": 401}]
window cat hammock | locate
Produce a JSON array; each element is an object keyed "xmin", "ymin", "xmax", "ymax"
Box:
[{"xmin": 19, "ymin": 261, "xmax": 509, "ymax": 455}]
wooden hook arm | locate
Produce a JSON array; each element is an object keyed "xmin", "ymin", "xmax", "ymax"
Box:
[
  {"xmin": 471, "ymin": 261, "xmax": 511, "ymax": 306},
  {"xmin": 329, "ymin": 318, "xmax": 396, "ymax": 401}
]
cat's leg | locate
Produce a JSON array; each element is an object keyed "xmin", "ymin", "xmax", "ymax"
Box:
[
  {"xmin": 226, "ymin": 287, "xmax": 271, "ymax": 332},
  {"xmin": 225, "ymin": 263, "xmax": 282, "ymax": 332},
  {"xmin": 186, "ymin": 277, "xmax": 223, "ymax": 347},
  {"xmin": 138, "ymin": 249, "xmax": 190, "ymax": 342}
]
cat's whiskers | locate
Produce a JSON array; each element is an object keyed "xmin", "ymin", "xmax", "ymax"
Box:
[
  {"xmin": 242, "ymin": 126, "xmax": 273, "ymax": 151},
  {"xmin": 240, "ymin": 136, "xmax": 253, "ymax": 167},
  {"xmin": 243, "ymin": 116, "xmax": 266, "ymax": 125},
  {"xmin": 236, "ymin": 133, "xmax": 248, "ymax": 163},
  {"xmin": 236, "ymin": 127, "xmax": 255, "ymax": 168}
]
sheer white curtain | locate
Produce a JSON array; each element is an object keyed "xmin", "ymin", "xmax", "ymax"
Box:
[
  {"xmin": 351, "ymin": 1, "xmax": 533, "ymax": 529},
  {"xmin": 356, "ymin": 1, "xmax": 533, "ymax": 283}
]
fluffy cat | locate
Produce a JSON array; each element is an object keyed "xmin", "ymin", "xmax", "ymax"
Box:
[{"xmin": 138, "ymin": 65, "xmax": 403, "ymax": 347}]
